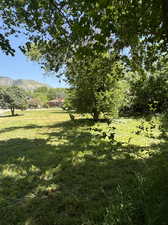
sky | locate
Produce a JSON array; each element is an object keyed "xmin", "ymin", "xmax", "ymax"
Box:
[{"xmin": 0, "ymin": 36, "xmax": 68, "ymax": 88}]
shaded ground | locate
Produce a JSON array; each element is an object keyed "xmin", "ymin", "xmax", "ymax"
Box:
[{"xmin": 0, "ymin": 109, "xmax": 167, "ymax": 225}]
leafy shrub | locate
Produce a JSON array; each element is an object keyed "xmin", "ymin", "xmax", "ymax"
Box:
[{"xmin": 128, "ymin": 74, "xmax": 168, "ymax": 114}]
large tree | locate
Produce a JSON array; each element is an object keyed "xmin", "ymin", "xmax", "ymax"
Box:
[{"xmin": 64, "ymin": 52, "xmax": 126, "ymax": 120}]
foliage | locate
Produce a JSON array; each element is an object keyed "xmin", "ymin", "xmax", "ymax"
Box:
[
  {"xmin": 103, "ymin": 155, "xmax": 168, "ymax": 225},
  {"xmin": 0, "ymin": 86, "xmax": 27, "ymax": 116},
  {"xmin": 28, "ymin": 87, "xmax": 66, "ymax": 108},
  {"xmin": 0, "ymin": 0, "xmax": 167, "ymax": 77},
  {"xmin": 32, "ymin": 87, "xmax": 66, "ymax": 100},
  {"xmin": 32, "ymin": 91, "xmax": 48, "ymax": 107},
  {"xmin": 47, "ymin": 87, "xmax": 66, "ymax": 99},
  {"xmin": 90, "ymin": 125, "xmax": 116, "ymax": 143},
  {"xmin": 0, "ymin": 1, "xmax": 168, "ymax": 53},
  {"xmin": 64, "ymin": 53, "xmax": 127, "ymax": 120},
  {"xmin": 126, "ymin": 66, "xmax": 168, "ymax": 115}
]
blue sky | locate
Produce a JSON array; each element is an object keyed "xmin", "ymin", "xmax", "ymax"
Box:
[{"xmin": 0, "ymin": 36, "xmax": 68, "ymax": 88}]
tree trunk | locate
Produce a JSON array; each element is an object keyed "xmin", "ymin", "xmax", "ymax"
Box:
[
  {"xmin": 92, "ymin": 110, "xmax": 100, "ymax": 121},
  {"xmin": 162, "ymin": 0, "xmax": 168, "ymax": 37},
  {"xmin": 11, "ymin": 107, "xmax": 15, "ymax": 116}
]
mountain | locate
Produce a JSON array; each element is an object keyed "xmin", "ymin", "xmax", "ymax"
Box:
[
  {"xmin": 0, "ymin": 76, "xmax": 51, "ymax": 90},
  {"xmin": 0, "ymin": 77, "xmax": 13, "ymax": 86}
]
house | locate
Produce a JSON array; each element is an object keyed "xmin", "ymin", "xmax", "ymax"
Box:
[
  {"xmin": 27, "ymin": 98, "xmax": 42, "ymax": 109},
  {"xmin": 48, "ymin": 98, "xmax": 64, "ymax": 107}
]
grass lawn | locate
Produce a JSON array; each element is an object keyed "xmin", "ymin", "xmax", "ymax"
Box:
[{"xmin": 0, "ymin": 109, "xmax": 167, "ymax": 225}]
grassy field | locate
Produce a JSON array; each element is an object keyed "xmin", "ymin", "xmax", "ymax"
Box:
[{"xmin": 0, "ymin": 109, "xmax": 167, "ymax": 225}]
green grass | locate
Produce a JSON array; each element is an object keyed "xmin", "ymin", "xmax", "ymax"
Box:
[{"xmin": 0, "ymin": 109, "xmax": 167, "ymax": 225}]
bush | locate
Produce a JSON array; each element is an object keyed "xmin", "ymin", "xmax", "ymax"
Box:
[{"xmin": 127, "ymin": 74, "xmax": 168, "ymax": 115}]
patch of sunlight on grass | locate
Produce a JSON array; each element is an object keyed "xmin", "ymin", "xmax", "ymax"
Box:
[
  {"xmin": 40, "ymin": 165, "xmax": 62, "ymax": 181},
  {"xmin": 1, "ymin": 164, "xmax": 28, "ymax": 179}
]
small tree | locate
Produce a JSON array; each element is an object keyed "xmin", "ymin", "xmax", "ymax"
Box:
[{"xmin": 0, "ymin": 86, "xmax": 27, "ymax": 116}]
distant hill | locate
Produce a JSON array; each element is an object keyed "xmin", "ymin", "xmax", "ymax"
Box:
[{"xmin": 0, "ymin": 76, "xmax": 51, "ymax": 90}]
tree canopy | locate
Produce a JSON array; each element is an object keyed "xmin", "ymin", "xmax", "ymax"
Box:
[{"xmin": 0, "ymin": 0, "xmax": 168, "ymax": 60}]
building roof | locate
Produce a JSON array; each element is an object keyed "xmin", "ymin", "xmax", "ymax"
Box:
[{"xmin": 48, "ymin": 98, "xmax": 64, "ymax": 103}]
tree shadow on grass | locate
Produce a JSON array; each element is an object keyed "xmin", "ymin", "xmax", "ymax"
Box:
[
  {"xmin": 0, "ymin": 124, "xmax": 43, "ymax": 134},
  {"xmin": 158, "ymin": 113, "xmax": 168, "ymax": 140},
  {"xmin": 0, "ymin": 118, "xmax": 95, "ymax": 135},
  {"xmin": 49, "ymin": 110, "xmax": 69, "ymax": 114},
  {"xmin": 0, "ymin": 119, "xmax": 168, "ymax": 225},
  {"xmin": 0, "ymin": 113, "xmax": 24, "ymax": 118}
]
